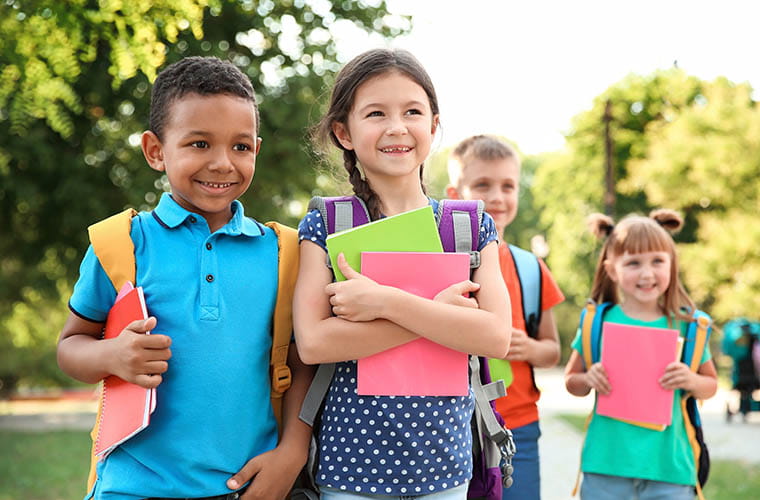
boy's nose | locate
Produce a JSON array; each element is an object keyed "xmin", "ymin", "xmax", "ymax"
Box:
[{"xmin": 209, "ymin": 150, "xmax": 235, "ymax": 172}]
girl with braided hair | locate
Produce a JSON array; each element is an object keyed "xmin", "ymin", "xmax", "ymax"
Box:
[{"xmin": 293, "ymin": 48, "xmax": 511, "ymax": 499}]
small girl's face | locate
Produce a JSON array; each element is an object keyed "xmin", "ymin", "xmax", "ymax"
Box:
[
  {"xmin": 606, "ymin": 250, "xmax": 672, "ymax": 312},
  {"xmin": 332, "ymin": 71, "xmax": 438, "ymax": 183}
]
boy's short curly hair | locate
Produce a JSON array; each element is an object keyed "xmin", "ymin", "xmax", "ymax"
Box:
[{"xmin": 149, "ymin": 56, "xmax": 259, "ymax": 140}]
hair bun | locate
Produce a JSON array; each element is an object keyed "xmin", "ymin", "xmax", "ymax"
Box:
[
  {"xmin": 649, "ymin": 209, "xmax": 683, "ymax": 234},
  {"xmin": 586, "ymin": 213, "xmax": 615, "ymax": 240}
]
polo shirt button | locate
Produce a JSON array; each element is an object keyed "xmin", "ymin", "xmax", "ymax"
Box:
[
  {"xmin": 206, "ymin": 274, "xmax": 214, "ymax": 282},
  {"xmin": 206, "ymin": 242, "xmax": 213, "ymax": 250},
  {"xmin": 189, "ymin": 216, "xmax": 197, "ymax": 223}
]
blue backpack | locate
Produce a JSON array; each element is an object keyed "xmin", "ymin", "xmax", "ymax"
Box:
[
  {"xmin": 295, "ymin": 196, "xmax": 516, "ymax": 500},
  {"xmin": 575, "ymin": 301, "xmax": 712, "ymax": 499}
]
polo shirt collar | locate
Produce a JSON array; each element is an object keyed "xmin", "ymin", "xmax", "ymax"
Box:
[{"xmin": 153, "ymin": 192, "xmax": 264, "ymax": 237}]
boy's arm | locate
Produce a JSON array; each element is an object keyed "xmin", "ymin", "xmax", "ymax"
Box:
[
  {"xmin": 57, "ymin": 312, "xmax": 169, "ymax": 388},
  {"xmin": 228, "ymin": 343, "xmax": 315, "ymax": 500},
  {"xmin": 505, "ymin": 309, "xmax": 561, "ymax": 368}
]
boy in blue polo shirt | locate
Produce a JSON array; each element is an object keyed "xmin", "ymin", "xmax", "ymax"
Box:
[{"xmin": 57, "ymin": 56, "xmax": 312, "ymax": 500}]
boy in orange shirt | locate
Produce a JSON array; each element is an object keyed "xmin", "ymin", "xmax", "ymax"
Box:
[{"xmin": 447, "ymin": 135, "xmax": 564, "ymax": 500}]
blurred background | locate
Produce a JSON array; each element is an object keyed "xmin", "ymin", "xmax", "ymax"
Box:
[{"xmin": 1, "ymin": 0, "xmax": 758, "ymax": 413}]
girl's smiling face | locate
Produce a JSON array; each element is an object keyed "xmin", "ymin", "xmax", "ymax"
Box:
[
  {"xmin": 606, "ymin": 250, "xmax": 672, "ymax": 313},
  {"xmin": 331, "ymin": 71, "xmax": 438, "ymax": 185}
]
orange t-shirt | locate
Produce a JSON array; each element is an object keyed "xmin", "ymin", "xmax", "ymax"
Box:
[{"xmin": 493, "ymin": 241, "xmax": 564, "ymax": 429}]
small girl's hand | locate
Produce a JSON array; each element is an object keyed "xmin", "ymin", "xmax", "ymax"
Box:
[
  {"xmin": 433, "ymin": 280, "xmax": 480, "ymax": 308},
  {"xmin": 585, "ymin": 362, "xmax": 611, "ymax": 395},
  {"xmin": 325, "ymin": 253, "xmax": 386, "ymax": 322},
  {"xmin": 659, "ymin": 361, "xmax": 694, "ymax": 391}
]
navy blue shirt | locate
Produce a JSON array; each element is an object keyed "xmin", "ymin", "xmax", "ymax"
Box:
[{"xmin": 298, "ymin": 198, "xmax": 497, "ymax": 495}]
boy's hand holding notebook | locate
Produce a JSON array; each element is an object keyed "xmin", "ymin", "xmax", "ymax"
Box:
[{"xmin": 95, "ymin": 282, "xmax": 157, "ymax": 458}]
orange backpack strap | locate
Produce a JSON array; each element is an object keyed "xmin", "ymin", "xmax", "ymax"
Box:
[
  {"xmin": 264, "ymin": 221, "xmax": 299, "ymax": 433},
  {"xmin": 87, "ymin": 208, "xmax": 138, "ymax": 290}
]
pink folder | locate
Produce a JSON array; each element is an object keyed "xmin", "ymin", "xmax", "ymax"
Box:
[
  {"xmin": 358, "ymin": 252, "xmax": 471, "ymax": 396},
  {"xmin": 596, "ymin": 322, "xmax": 680, "ymax": 427}
]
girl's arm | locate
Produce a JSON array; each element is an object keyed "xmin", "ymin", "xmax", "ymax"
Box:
[
  {"xmin": 293, "ymin": 240, "xmax": 422, "ymax": 364},
  {"xmin": 564, "ymin": 350, "xmax": 611, "ymax": 396},
  {"xmin": 505, "ymin": 309, "xmax": 561, "ymax": 368},
  {"xmin": 325, "ymin": 241, "xmax": 510, "ymax": 359},
  {"xmin": 57, "ymin": 312, "xmax": 170, "ymax": 388},
  {"xmin": 659, "ymin": 358, "xmax": 718, "ymax": 399}
]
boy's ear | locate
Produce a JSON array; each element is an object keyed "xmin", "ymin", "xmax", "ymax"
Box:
[
  {"xmin": 332, "ymin": 122, "xmax": 354, "ymax": 151},
  {"xmin": 445, "ymin": 185, "xmax": 460, "ymax": 199},
  {"xmin": 141, "ymin": 131, "xmax": 165, "ymax": 172},
  {"xmin": 255, "ymin": 136, "xmax": 262, "ymax": 155}
]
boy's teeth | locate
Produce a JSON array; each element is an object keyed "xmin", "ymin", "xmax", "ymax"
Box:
[{"xmin": 202, "ymin": 182, "xmax": 232, "ymax": 188}]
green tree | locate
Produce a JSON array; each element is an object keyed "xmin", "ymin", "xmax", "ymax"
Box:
[
  {"xmin": 0, "ymin": 0, "xmax": 407, "ymax": 393},
  {"xmin": 622, "ymin": 78, "xmax": 760, "ymax": 321}
]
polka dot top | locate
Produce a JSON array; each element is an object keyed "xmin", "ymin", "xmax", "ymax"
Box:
[{"xmin": 297, "ymin": 197, "xmax": 498, "ymax": 495}]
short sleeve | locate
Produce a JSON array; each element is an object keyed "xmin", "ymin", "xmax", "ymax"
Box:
[
  {"xmin": 298, "ymin": 209, "xmax": 328, "ymax": 252},
  {"xmin": 68, "ymin": 245, "xmax": 119, "ymax": 323},
  {"xmin": 478, "ymin": 212, "xmax": 498, "ymax": 250},
  {"xmin": 538, "ymin": 258, "xmax": 565, "ymax": 311}
]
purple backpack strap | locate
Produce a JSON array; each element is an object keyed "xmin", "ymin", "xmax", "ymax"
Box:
[
  {"xmin": 308, "ymin": 195, "xmax": 370, "ymax": 235},
  {"xmin": 437, "ymin": 199, "xmax": 484, "ymax": 268}
]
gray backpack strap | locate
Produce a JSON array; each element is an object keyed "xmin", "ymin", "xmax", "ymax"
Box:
[
  {"xmin": 299, "ymin": 362, "xmax": 336, "ymax": 426},
  {"xmin": 307, "ymin": 195, "xmax": 371, "ymax": 269},
  {"xmin": 437, "ymin": 199, "xmax": 484, "ymax": 269}
]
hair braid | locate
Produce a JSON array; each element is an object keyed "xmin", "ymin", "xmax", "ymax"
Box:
[{"xmin": 343, "ymin": 152, "xmax": 382, "ymax": 220}]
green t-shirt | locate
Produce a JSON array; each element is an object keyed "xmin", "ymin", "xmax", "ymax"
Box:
[{"xmin": 570, "ymin": 305, "xmax": 711, "ymax": 485}]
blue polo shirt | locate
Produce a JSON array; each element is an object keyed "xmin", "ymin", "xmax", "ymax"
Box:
[{"xmin": 70, "ymin": 193, "xmax": 279, "ymax": 500}]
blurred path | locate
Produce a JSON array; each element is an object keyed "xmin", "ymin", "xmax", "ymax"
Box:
[{"xmin": 534, "ymin": 368, "xmax": 760, "ymax": 500}]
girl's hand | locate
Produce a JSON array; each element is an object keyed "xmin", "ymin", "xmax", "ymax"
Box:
[
  {"xmin": 433, "ymin": 280, "xmax": 480, "ymax": 308},
  {"xmin": 110, "ymin": 316, "xmax": 171, "ymax": 389},
  {"xmin": 324, "ymin": 253, "xmax": 387, "ymax": 322},
  {"xmin": 585, "ymin": 362, "xmax": 611, "ymax": 395},
  {"xmin": 659, "ymin": 361, "xmax": 694, "ymax": 391}
]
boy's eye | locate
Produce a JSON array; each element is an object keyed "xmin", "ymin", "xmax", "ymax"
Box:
[
  {"xmin": 233, "ymin": 143, "xmax": 251, "ymax": 152},
  {"xmin": 191, "ymin": 140, "xmax": 209, "ymax": 148}
]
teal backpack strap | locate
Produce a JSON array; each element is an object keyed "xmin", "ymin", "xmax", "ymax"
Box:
[
  {"xmin": 507, "ymin": 244, "xmax": 542, "ymax": 338},
  {"xmin": 579, "ymin": 301, "xmax": 614, "ymax": 367}
]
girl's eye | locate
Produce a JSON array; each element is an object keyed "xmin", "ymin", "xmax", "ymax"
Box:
[
  {"xmin": 366, "ymin": 110, "xmax": 383, "ymax": 118},
  {"xmin": 233, "ymin": 143, "xmax": 251, "ymax": 152},
  {"xmin": 191, "ymin": 140, "xmax": 209, "ymax": 148},
  {"xmin": 405, "ymin": 108, "xmax": 422, "ymax": 116}
]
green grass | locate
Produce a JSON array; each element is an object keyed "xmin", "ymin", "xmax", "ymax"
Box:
[
  {"xmin": 554, "ymin": 413, "xmax": 760, "ymax": 500},
  {"xmin": 0, "ymin": 430, "xmax": 91, "ymax": 500}
]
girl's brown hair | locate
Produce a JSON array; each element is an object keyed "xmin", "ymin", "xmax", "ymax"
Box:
[
  {"xmin": 312, "ymin": 48, "xmax": 440, "ymax": 220},
  {"xmin": 587, "ymin": 209, "xmax": 694, "ymax": 321}
]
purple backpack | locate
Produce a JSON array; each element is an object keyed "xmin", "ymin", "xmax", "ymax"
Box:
[{"xmin": 296, "ymin": 196, "xmax": 516, "ymax": 500}]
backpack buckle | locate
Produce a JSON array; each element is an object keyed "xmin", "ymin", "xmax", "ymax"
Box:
[
  {"xmin": 272, "ymin": 364, "xmax": 292, "ymax": 393},
  {"xmin": 469, "ymin": 251, "xmax": 481, "ymax": 269}
]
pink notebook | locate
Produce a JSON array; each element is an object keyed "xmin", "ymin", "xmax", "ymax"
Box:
[
  {"xmin": 596, "ymin": 322, "xmax": 680, "ymax": 427},
  {"xmin": 358, "ymin": 252, "xmax": 470, "ymax": 396}
]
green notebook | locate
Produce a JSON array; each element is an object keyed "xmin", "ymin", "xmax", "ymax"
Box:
[{"xmin": 326, "ymin": 205, "xmax": 443, "ymax": 281}]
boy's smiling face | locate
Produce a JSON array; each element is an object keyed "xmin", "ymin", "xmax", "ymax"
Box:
[
  {"xmin": 142, "ymin": 92, "xmax": 260, "ymax": 232},
  {"xmin": 449, "ymin": 156, "xmax": 520, "ymax": 236}
]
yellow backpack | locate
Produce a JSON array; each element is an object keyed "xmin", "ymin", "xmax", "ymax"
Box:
[{"xmin": 84, "ymin": 208, "xmax": 299, "ymax": 491}]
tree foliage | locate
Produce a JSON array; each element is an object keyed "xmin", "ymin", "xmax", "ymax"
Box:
[
  {"xmin": 0, "ymin": 0, "xmax": 407, "ymax": 392},
  {"xmin": 531, "ymin": 70, "xmax": 759, "ymax": 351}
]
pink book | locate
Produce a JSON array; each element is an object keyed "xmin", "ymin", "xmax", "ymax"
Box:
[
  {"xmin": 596, "ymin": 322, "xmax": 680, "ymax": 427},
  {"xmin": 95, "ymin": 282, "xmax": 156, "ymax": 457},
  {"xmin": 358, "ymin": 252, "xmax": 471, "ymax": 396}
]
